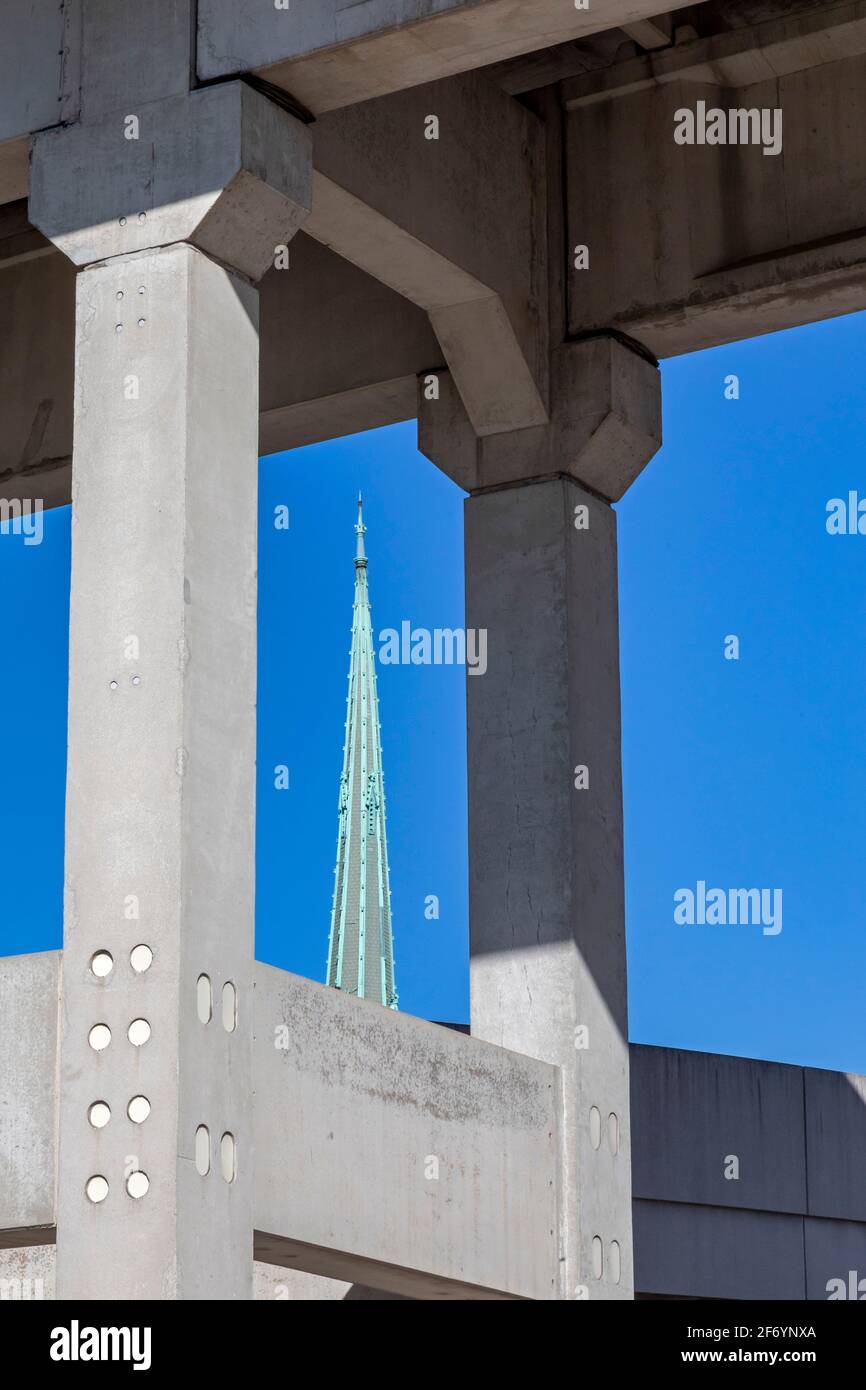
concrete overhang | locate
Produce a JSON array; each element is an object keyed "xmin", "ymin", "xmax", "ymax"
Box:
[{"xmin": 196, "ymin": 1, "xmax": 696, "ymax": 115}]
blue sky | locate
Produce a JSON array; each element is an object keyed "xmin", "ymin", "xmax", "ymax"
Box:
[{"xmin": 1, "ymin": 310, "xmax": 864, "ymax": 1069}]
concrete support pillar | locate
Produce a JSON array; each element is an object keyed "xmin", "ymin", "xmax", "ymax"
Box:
[
  {"xmin": 28, "ymin": 84, "xmax": 312, "ymax": 1301},
  {"xmin": 420, "ymin": 337, "xmax": 661, "ymax": 1300},
  {"xmin": 57, "ymin": 245, "xmax": 259, "ymax": 1299}
]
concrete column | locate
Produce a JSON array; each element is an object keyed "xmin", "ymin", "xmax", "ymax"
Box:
[
  {"xmin": 420, "ymin": 338, "xmax": 661, "ymax": 1300},
  {"xmin": 56, "ymin": 245, "xmax": 257, "ymax": 1299},
  {"xmin": 466, "ymin": 477, "xmax": 631, "ymax": 1300},
  {"xmin": 28, "ymin": 85, "xmax": 312, "ymax": 1300}
]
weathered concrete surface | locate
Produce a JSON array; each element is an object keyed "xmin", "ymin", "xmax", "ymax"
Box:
[
  {"xmin": 420, "ymin": 341, "xmax": 661, "ymax": 499},
  {"xmin": 54, "ymin": 244, "xmax": 261, "ymax": 1300},
  {"xmin": 4, "ymin": 964, "xmax": 866, "ymax": 1302},
  {"xmin": 0, "ymin": 953, "xmax": 57, "ymax": 1243},
  {"xmin": 566, "ymin": 51, "xmax": 866, "ymax": 355},
  {"xmin": 253, "ymin": 964, "xmax": 558, "ymax": 1301},
  {"xmin": 76, "ymin": 0, "xmax": 192, "ymax": 124},
  {"xmin": 0, "ymin": 1244, "xmax": 55, "ymax": 1299},
  {"xmin": 567, "ymin": 0, "xmax": 866, "ymax": 107},
  {"xmin": 804, "ymin": 1218, "xmax": 866, "ymax": 1300},
  {"xmin": 0, "ymin": 1250, "xmax": 405, "ymax": 1302},
  {"xmin": 196, "ymin": 0, "xmax": 695, "ymax": 113},
  {"xmin": 630, "ymin": 1044, "xmax": 808, "ymax": 1215},
  {"xmin": 631, "ymin": 1045, "xmax": 866, "ymax": 1299},
  {"xmin": 308, "ymin": 72, "xmax": 548, "ymax": 434},
  {"xmin": 633, "ymin": 1200, "xmax": 808, "ymax": 1300},
  {"xmin": 804, "ymin": 1068, "xmax": 866, "ymax": 1222},
  {"xmin": 37, "ymin": 68, "xmax": 312, "ymax": 1295},
  {"xmin": 30, "ymin": 83, "xmax": 312, "ymax": 278},
  {"xmin": 0, "ymin": 0, "xmax": 78, "ymax": 145},
  {"xmin": 259, "ymin": 234, "xmax": 443, "ymax": 453},
  {"xmin": 460, "ymin": 478, "xmax": 633, "ymax": 1300}
]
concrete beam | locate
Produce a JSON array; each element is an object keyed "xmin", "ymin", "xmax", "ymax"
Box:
[
  {"xmin": 621, "ymin": 17, "xmax": 673, "ymax": 52},
  {"xmin": 260, "ymin": 233, "xmax": 443, "ymax": 453},
  {"xmin": 253, "ymin": 964, "xmax": 559, "ymax": 1301},
  {"xmin": 565, "ymin": 0, "xmax": 866, "ymax": 108},
  {"xmin": 630, "ymin": 1045, "xmax": 808, "ymax": 1215},
  {"xmin": 566, "ymin": 55, "xmax": 866, "ymax": 356},
  {"xmin": 196, "ymin": 0, "xmax": 695, "ymax": 114},
  {"xmin": 0, "ymin": 0, "xmax": 78, "ymax": 145},
  {"xmin": 308, "ymin": 73, "xmax": 549, "ymax": 435},
  {"xmin": 633, "ymin": 1200, "xmax": 807, "ymax": 1300}
]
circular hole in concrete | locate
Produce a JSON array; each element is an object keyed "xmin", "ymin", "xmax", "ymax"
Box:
[
  {"xmin": 127, "ymin": 1018, "xmax": 151, "ymax": 1047},
  {"xmin": 130, "ymin": 944, "xmax": 152, "ymax": 974},
  {"xmin": 88, "ymin": 1024, "xmax": 111, "ymax": 1052},
  {"xmin": 109, "ymin": 680, "xmax": 118, "ymax": 690},
  {"xmin": 127, "ymin": 1095, "xmax": 150, "ymax": 1124},
  {"xmin": 196, "ymin": 974, "xmax": 212, "ymax": 1024},
  {"xmin": 131, "ymin": 675, "xmax": 141, "ymax": 686},
  {"xmin": 126, "ymin": 1171, "xmax": 149, "ymax": 1199},
  {"xmin": 88, "ymin": 1102, "xmax": 111, "ymax": 1129},
  {"xmin": 86, "ymin": 1175, "xmax": 109, "ymax": 1203},
  {"xmin": 195, "ymin": 1125, "xmax": 210, "ymax": 1176},
  {"xmin": 220, "ymin": 1132, "xmax": 236, "ymax": 1184},
  {"xmin": 90, "ymin": 950, "xmax": 113, "ymax": 979}
]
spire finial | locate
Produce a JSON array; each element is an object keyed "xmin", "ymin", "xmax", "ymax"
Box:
[{"xmin": 355, "ymin": 493, "xmax": 367, "ymax": 564}]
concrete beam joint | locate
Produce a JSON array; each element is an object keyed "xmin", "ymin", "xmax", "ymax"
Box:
[
  {"xmin": 29, "ymin": 82, "xmax": 313, "ymax": 279},
  {"xmin": 419, "ymin": 337, "xmax": 661, "ymax": 499}
]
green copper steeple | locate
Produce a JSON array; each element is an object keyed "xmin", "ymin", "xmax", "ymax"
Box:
[{"xmin": 326, "ymin": 498, "xmax": 398, "ymax": 1009}]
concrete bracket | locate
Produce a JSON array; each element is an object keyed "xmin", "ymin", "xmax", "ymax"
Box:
[
  {"xmin": 419, "ymin": 336, "xmax": 662, "ymax": 500},
  {"xmin": 28, "ymin": 81, "xmax": 313, "ymax": 279}
]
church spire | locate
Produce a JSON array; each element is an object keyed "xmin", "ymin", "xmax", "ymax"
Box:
[{"xmin": 326, "ymin": 499, "xmax": 398, "ymax": 1009}]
